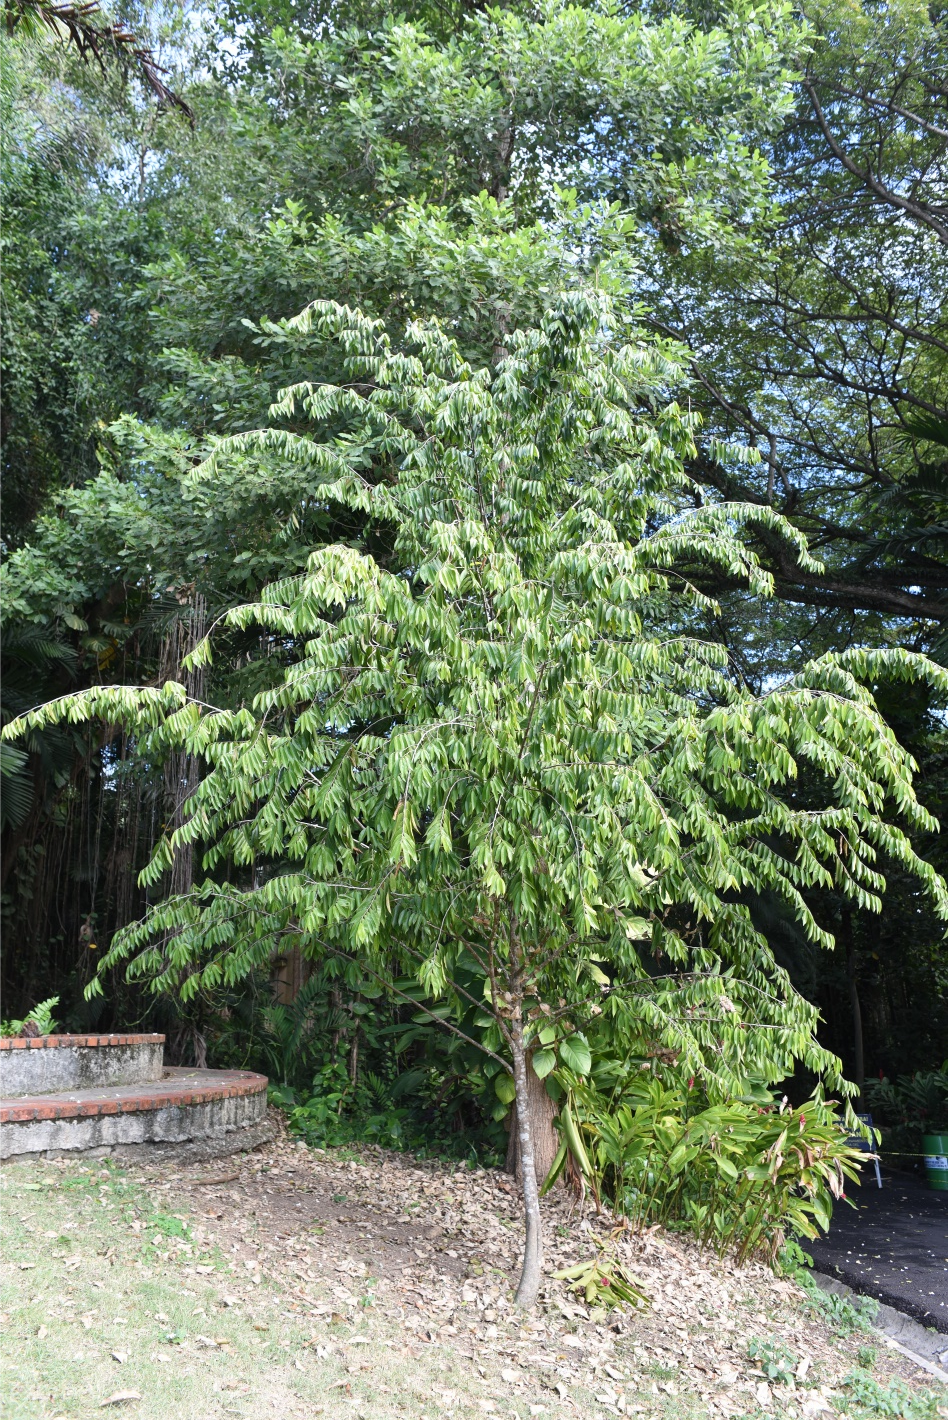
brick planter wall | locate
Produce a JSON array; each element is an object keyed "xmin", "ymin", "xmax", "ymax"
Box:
[{"xmin": 0, "ymin": 1067, "xmax": 269, "ymax": 1161}]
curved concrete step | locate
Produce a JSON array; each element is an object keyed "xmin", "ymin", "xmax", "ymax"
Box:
[
  {"xmin": 0, "ymin": 1066, "xmax": 269, "ymax": 1160},
  {"xmin": 0, "ymin": 1033, "xmax": 165, "ymax": 1096}
]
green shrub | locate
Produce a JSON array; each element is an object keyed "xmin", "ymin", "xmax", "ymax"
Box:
[
  {"xmin": 546, "ymin": 1073, "xmax": 864, "ymax": 1264},
  {"xmin": 0, "ymin": 995, "xmax": 60, "ymax": 1037},
  {"xmin": 843, "ymin": 1368, "xmax": 943, "ymax": 1419},
  {"xmin": 746, "ymin": 1339, "xmax": 799, "ymax": 1386},
  {"xmin": 205, "ymin": 963, "xmax": 505, "ymax": 1161},
  {"xmin": 795, "ymin": 1272, "xmax": 878, "ymax": 1336},
  {"xmin": 286, "ymin": 1059, "xmax": 504, "ymax": 1162}
]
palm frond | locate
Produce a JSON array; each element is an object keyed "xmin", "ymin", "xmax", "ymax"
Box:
[
  {"xmin": 904, "ymin": 414, "xmax": 948, "ymax": 450},
  {"xmin": 0, "ymin": 742, "xmax": 33, "ymax": 831},
  {"xmin": 4, "ymin": 0, "xmax": 193, "ymax": 124}
]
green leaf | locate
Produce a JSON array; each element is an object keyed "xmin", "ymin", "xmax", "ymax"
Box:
[
  {"xmin": 539, "ymin": 1139, "xmax": 569, "ymax": 1195},
  {"xmin": 494, "ymin": 1073, "xmax": 516, "ymax": 1105},
  {"xmin": 557, "ymin": 1034, "xmax": 592, "ymax": 1076}
]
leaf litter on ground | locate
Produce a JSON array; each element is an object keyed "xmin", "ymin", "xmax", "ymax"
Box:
[{"xmin": 1, "ymin": 1110, "xmax": 944, "ymax": 1419}]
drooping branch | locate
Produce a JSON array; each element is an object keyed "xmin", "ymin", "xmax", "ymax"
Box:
[{"xmin": 5, "ymin": 0, "xmax": 194, "ymax": 124}]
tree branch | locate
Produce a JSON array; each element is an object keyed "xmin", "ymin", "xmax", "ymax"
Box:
[
  {"xmin": 7, "ymin": 0, "xmax": 194, "ymax": 123},
  {"xmin": 803, "ymin": 79, "xmax": 948, "ymax": 246}
]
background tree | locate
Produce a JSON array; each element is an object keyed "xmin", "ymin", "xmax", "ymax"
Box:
[
  {"xmin": 643, "ymin": 0, "xmax": 948, "ymax": 636},
  {"xmin": 634, "ymin": 0, "xmax": 948, "ymax": 1093},
  {"xmin": 1, "ymin": 0, "xmax": 806, "ymax": 1036}
]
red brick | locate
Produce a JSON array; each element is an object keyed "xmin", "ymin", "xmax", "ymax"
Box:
[{"xmin": 0, "ymin": 1033, "xmax": 166, "ymax": 1051}]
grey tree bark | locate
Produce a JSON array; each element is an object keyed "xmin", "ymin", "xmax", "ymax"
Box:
[{"xmin": 510, "ymin": 1012, "xmax": 544, "ymax": 1309}]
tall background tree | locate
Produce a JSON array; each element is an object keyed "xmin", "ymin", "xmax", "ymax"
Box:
[{"xmin": 639, "ymin": 0, "xmax": 948, "ymax": 1087}]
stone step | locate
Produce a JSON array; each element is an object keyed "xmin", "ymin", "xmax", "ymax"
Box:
[
  {"xmin": 0, "ymin": 1033, "xmax": 166, "ymax": 1097},
  {"xmin": 0, "ymin": 1066, "xmax": 269, "ymax": 1161}
]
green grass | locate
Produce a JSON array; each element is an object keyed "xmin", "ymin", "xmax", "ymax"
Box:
[{"xmin": 1, "ymin": 1161, "xmax": 479, "ymax": 1419}]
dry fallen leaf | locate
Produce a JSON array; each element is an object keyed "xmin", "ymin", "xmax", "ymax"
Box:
[
  {"xmin": 111, "ymin": 1351, "xmax": 128, "ymax": 1364},
  {"xmin": 130, "ymin": 1134, "xmax": 934, "ymax": 1420},
  {"xmin": 100, "ymin": 1391, "xmax": 142, "ymax": 1407}
]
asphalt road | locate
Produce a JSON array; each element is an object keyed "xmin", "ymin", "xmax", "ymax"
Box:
[{"xmin": 808, "ymin": 1167, "xmax": 948, "ymax": 1332}]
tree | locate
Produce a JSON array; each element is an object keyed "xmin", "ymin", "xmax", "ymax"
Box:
[
  {"xmin": 9, "ymin": 292, "xmax": 947, "ymax": 1304},
  {"xmin": 642, "ymin": 0, "xmax": 948, "ymax": 637}
]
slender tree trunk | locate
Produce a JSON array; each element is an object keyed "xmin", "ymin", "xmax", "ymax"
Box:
[
  {"xmin": 159, "ymin": 593, "xmax": 206, "ymax": 903},
  {"xmin": 842, "ymin": 908, "xmax": 865, "ymax": 1103},
  {"xmin": 510, "ymin": 1012, "xmax": 543, "ymax": 1309}
]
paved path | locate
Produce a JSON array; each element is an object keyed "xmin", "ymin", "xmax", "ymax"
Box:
[{"xmin": 808, "ymin": 1168, "xmax": 948, "ymax": 1333}]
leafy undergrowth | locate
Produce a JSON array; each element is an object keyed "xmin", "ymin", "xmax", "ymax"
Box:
[
  {"xmin": 1, "ymin": 1127, "xmax": 944, "ymax": 1420},
  {"xmin": 280, "ymin": 1063, "xmax": 506, "ymax": 1167}
]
